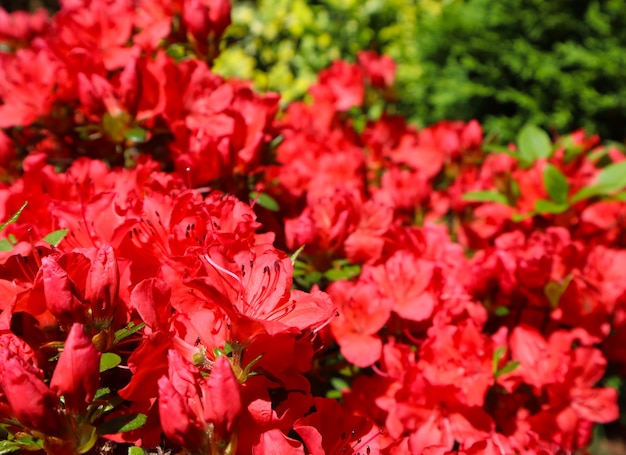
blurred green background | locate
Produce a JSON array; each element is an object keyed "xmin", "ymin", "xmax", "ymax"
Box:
[{"xmin": 214, "ymin": 0, "xmax": 626, "ymax": 143}]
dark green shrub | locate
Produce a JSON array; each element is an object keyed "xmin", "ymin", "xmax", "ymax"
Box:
[{"xmin": 410, "ymin": 0, "xmax": 626, "ymax": 142}]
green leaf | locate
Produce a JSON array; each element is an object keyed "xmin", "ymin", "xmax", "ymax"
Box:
[
  {"xmin": 544, "ymin": 275, "xmax": 572, "ymax": 308},
  {"xmin": 0, "ymin": 437, "xmax": 43, "ymax": 454},
  {"xmin": 99, "ymin": 353, "xmax": 121, "ymax": 373},
  {"xmin": 571, "ymin": 160, "xmax": 626, "ymax": 203},
  {"xmin": 249, "ymin": 191, "xmax": 279, "ymax": 212},
  {"xmin": 603, "ymin": 375, "xmax": 623, "ymax": 390},
  {"xmin": 113, "ymin": 322, "xmax": 146, "ymax": 344},
  {"xmin": 495, "ymin": 361, "xmax": 520, "ymax": 379},
  {"xmin": 596, "ymin": 160, "xmax": 626, "ymax": 188},
  {"xmin": 517, "ymin": 124, "xmax": 552, "ymax": 165},
  {"xmin": 543, "ymin": 164, "xmax": 569, "ymax": 204},
  {"xmin": 290, "ymin": 245, "xmax": 306, "ymax": 266},
  {"xmin": 324, "ymin": 265, "xmax": 361, "ymax": 282},
  {"xmin": 76, "ymin": 424, "xmax": 98, "ymax": 454},
  {"xmin": 0, "ymin": 238, "xmax": 14, "ymax": 252},
  {"xmin": 166, "ymin": 43, "xmax": 186, "ymax": 61},
  {"xmin": 494, "ymin": 306, "xmax": 509, "ymax": 316},
  {"xmin": 128, "ymin": 448, "xmax": 145, "ymax": 455},
  {"xmin": 511, "ymin": 211, "xmax": 534, "ymax": 222},
  {"xmin": 0, "ymin": 201, "xmax": 28, "ymax": 233},
  {"xmin": 102, "ymin": 112, "xmax": 131, "ymax": 143},
  {"xmin": 492, "ymin": 346, "xmax": 506, "ymax": 374},
  {"xmin": 94, "ymin": 387, "xmax": 111, "ymax": 400},
  {"xmin": 461, "ymin": 190, "xmax": 509, "ymax": 205},
  {"xmin": 42, "ymin": 229, "xmax": 68, "ymax": 247},
  {"xmin": 533, "ymin": 199, "xmax": 568, "ymax": 214},
  {"xmin": 0, "ymin": 441, "xmax": 22, "ymax": 454},
  {"xmin": 123, "ymin": 128, "xmax": 147, "ymax": 143},
  {"xmin": 97, "ymin": 413, "xmax": 147, "ymax": 435},
  {"xmin": 330, "ymin": 376, "xmax": 350, "ymax": 391}
]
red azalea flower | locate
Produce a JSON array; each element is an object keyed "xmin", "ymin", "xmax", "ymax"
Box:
[
  {"xmin": 329, "ymin": 280, "xmax": 392, "ymax": 367},
  {"xmin": 365, "ymin": 250, "xmax": 437, "ymax": 322},
  {"xmin": 294, "ymin": 397, "xmax": 381, "ymax": 455},
  {"xmin": 158, "ymin": 351, "xmax": 241, "ymax": 454},
  {"xmin": 0, "ymin": 348, "xmax": 61, "ymax": 435}
]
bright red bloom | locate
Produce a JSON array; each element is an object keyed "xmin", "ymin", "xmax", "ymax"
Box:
[
  {"xmin": 48, "ymin": 0, "xmax": 138, "ymax": 71},
  {"xmin": 365, "ymin": 250, "xmax": 437, "ymax": 322},
  {"xmin": 158, "ymin": 351, "xmax": 241, "ymax": 454},
  {"xmin": 0, "ymin": 349, "xmax": 61, "ymax": 435},
  {"xmin": 329, "ymin": 280, "xmax": 392, "ymax": 367},
  {"xmin": 310, "ymin": 60, "xmax": 365, "ymax": 112},
  {"xmin": 357, "ymin": 50, "xmax": 396, "ymax": 89},
  {"xmin": 183, "ymin": 0, "xmax": 231, "ymax": 59},
  {"xmin": 294, "ymin": 397, "xmax": 381, "ymax": 455},
  {"xmin": 0, "ymin": 48, "xmax": 65, "ymax": 128},
  {"xmin": 189, "ymin": 245, "xmax": 336, "ymax": 339},
  {"xmin": 418, "ymin": 321, "xmax": 494, "ymax": 407}
]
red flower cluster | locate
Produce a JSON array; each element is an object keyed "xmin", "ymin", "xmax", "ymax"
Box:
[
  {"xmin": 1, "ymin": 1, "xmax": 625, "ymax": 454},
  {"xmin": 260, "ymin": 55, "xmax": 625, "ymax": 453}
]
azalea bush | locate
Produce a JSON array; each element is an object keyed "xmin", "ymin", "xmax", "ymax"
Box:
[{"xmin": 1, "ymin": 1, "xmax": 626, "ymax": 455}]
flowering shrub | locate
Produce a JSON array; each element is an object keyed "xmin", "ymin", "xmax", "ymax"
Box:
[{"xmin": 1, "ymin": 1, "xmax": 625, "ymax": 454}]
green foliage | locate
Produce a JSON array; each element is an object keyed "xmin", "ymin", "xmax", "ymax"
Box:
[
  {"xmin": 411, "ymin": 0, "xmax": 626, "ymax": 142},
  {"xmin": 214, "ymin": 0, "xmax": 445, "ymax": 105}
]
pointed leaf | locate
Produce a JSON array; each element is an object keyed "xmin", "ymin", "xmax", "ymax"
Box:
[
  {"xmin": 0, "ymin": 441, "xmax": 22, "ymax": 454},
  {"xmin": 113, "ymin": 322, "xmax": 146, "ymax": 344},
  {"xmin": 534, "ymin": 199, "xmax": 568, "ymax": 214},
  {"xmin": 0, "ymin": 201, "xmax": 28, "ymax": 232},
  {"xmin": 571, "ymin": 161, "xmax": 626, "ymax": 203},
  {"xmin": 249, "ymin": 191, "xmax": 279, "ymax": 212},
  {"xmin": 97, "ymin": 413, "xmax": 147, "ymax": 435},
  {"xmin": 0, "ymin": 238, "xmax": 14, "ymax": 251},
  {"xmin": 543, "ymin": 164, "xmax": 569, "ymax": 204},
  {"xmin": 517, "ymin": 124, "xmax": 552, "ymax": 164},
  {"xmin": 42, "ymin": 229, "xmax": 68, "ymax": 247},
  {"xmin": 495, "ymin": 361, "xmax": 521, "ymax": 378},
  {"xmin": 99, "ymin": 353, "xmax": 121, "ymax": 373},
  {"xmin": 290, "ymin": 245, "xmax": 306, "ymax": 266},
  {"xmin": 492, "ymin": 346, "xmax": 506, "ymax": 374},
  {"xmin": 123, "ymin": 128, "xmax": 147, "ymax": 143},
  {"xmin": 596, "ymin": 160, "xmax": 626, "ymax": 189},
  {"xmin": 494, "ymin": 306, "xmax": 509, "ymax": 316},
  {"xmin": 462, "ymin": 190, "xmax": 509, "ymax": 205},
  {"xmin": 128, "ymin": 448, "xmax": 144, "ymax": 455}
]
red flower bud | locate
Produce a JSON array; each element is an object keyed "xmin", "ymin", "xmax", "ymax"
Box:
[
  {"xmin": 0, "ymin": 349, "xmax": 61, "ymax": 435},
  {"xmin": 85, "ymin": 244, "xmax": 119, "ymax": 325},
  {"xmin": 50, "ymin": 323, "xmax": 101, "ymax": 415}
]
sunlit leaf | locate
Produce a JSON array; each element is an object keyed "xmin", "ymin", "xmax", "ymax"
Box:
[
  {"xmin": 42, "ymin": 229, "xmax": 68, "ymax": 247},
  {"xmin": 543, "ymin": 163, "xmax": 569, "ymax": 204},
  {"xmin": 99, "ymin": 353, "xmax": 121, "ymax": 373},
  {"xmin": 495, "ymin": 361, "xmax": 520, "ymax": 378},
  {"xmin": 492, "ymin": 346, "xmax": 506, "ymax": 374},
  {"xmin": 461, "ymin": 190, "xmax": 509, "ymax": 205},
  {"xmin": 0, "ymin": 201, "xmax": 27, "ymax": 233},
  {"xmin": 113, "ymin": 322, "xmax": 146, "ymax": 345},
  {"xmin": 123, "ymin": 128, "xmax": 147, "ymax": 143},
  {"xmin": 97, "ymin": 413, "xmax": 147, "ymax": 435},
  {"xmin": 534, "ymin": 199, "xmax": 568, "ymax": 214},
  {"xmin": 571, "ymin": 161, "xmax": 626, "ymax": 203},
  {"xmin": 517, "ymin": 124, "xmax": 552, "ymax": 165},
  {"xmin": 249, "ymin": 191, "xmax": 280, "ymax": 212}
]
